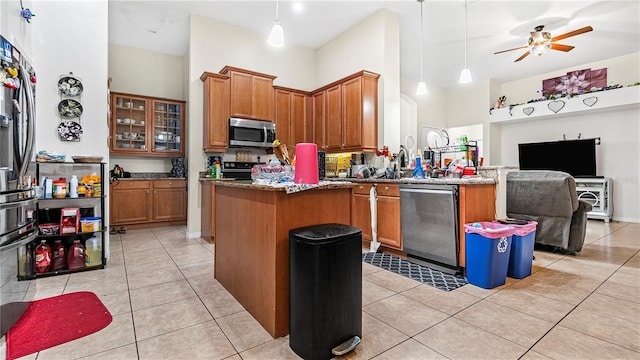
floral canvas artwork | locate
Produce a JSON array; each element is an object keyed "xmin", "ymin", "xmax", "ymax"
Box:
[{"xmin": 542, "ymin": 68, "xmax": 607, "ymax": 97}]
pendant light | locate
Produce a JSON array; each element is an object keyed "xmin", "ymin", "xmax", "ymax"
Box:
[
  {"xmin": 416, "ymin": 0, "xmax": 428, "ymax": 95},
  {"xmin": 459, "ymin": 0, "xmax": 473, "ymax": 83},
  {"xmin": 267, "ymin": 0, "xmax": 284, "ymax": 47}
]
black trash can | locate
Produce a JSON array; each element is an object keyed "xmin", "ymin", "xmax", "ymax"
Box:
[{"xmin": 289, "ymin": 223, "xmax": 362, "ymax": 360}]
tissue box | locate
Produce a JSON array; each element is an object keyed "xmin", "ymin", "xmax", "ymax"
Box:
[{"xmin": 60, "ymin": 208, "xmax": 80, "ymax": 234}]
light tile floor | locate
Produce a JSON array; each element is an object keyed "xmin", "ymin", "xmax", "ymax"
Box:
[{"xmin": 5, "ymin": 221, "xmax": 640, "ymax": 360}]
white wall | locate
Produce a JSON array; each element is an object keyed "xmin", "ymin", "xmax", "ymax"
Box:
[
  {"xmin": 400, "ymin": 76, "xmax": 448, "ymax": 150},
  {"xmin": 31, "ymin": 0, "xmax": 110, "ymax": 248},
  {"xmin": 445, "ymin": 79, "xmax": 491, "ymax": 128},
  {"xmin": 108, "ymin": 44, "xmax": 185, "ymax": 173},
  {"xmin": 0, "ymin": 0, "xmax": 34, "ymax": 56},
  {"xmin": 496, "ymin": 52, "xmax": 640, "ymax": 222},
  {"xmin": 186, "ymin": 15, "xmax": 317, "ymax": 236},
  {"xmin": 316, "ymin": 9, "xmax": 401, "ymax": 151}
]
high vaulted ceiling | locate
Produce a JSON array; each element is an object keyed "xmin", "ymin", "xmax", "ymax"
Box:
[{"xmin": 108, "ymin": 1, "xmax": 640, "ymax": 89}]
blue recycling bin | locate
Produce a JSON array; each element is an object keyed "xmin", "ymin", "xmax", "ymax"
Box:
[
  {"xmin": 504, "ymin": 221, "xmax": 538, "ymax": 279},
  {"xmin": 465, "ymin": 222, "xmax": 514, "ymax": 289}
]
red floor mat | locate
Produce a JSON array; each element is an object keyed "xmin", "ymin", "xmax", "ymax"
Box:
[{"xmin": 6, "ymin": 291, "xmax": 112, "ymax": 360}]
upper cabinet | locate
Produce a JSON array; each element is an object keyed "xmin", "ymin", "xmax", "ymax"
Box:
[
  {"xmin": 201, "ymin": 72, "xmax": 230, "ymax": 153},
  {"xmin": 312, "ymin": 71, "xmax": 379, "ymax": 153},
  {"xmin": 110, "ymin": 92, "xmax": 186, "ymax": 157},
  {"xmin": 220, "ymin": 66, "xmax": 277, "ymax": 121},
  {"xmin": 274, "ymin": 86, "xmax": 312, "ymax": 149}
]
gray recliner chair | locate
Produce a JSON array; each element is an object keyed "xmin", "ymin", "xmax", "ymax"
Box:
[{"xmin": 506, "ymin": 171, "xmax": 593, "ymax": 254}]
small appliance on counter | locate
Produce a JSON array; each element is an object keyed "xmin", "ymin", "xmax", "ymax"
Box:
[{"xmin": 223, "ymin": 161, "xmax": 264, "ymax": 180}]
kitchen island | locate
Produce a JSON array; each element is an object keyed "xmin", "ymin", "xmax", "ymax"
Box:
[{"xmin": 205, "ymin": 180, "xmax": 354, "ymax": 338}]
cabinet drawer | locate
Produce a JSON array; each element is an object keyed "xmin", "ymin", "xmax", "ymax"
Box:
[
  {"xmin": 352, "ymin": 183, "xmax": 373, "ymax": 195},
  {"xmin": 153, "ymin": 179, "xmax": 186, "ymax": 189},
  {"xmin": 376, "ymin": 184, "xmax": 399, "ymax": 197},
  {"xmin": 113, "ymin": 180, "xmax": 150, "ymax": 190}
]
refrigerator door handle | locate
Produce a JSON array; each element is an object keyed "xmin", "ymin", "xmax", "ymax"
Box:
[
  {"xmin": 16, "ymin": 63, "xmax": 35, "ymax": 179},
  {"xmin": 0, "ymin": 227, "xmax": 38, "ymax": 252}
]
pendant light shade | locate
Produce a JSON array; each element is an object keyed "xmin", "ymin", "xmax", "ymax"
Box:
[
  {"xmin": 267, "ymin": 0, "xmax": 284, "ymax": 47},
  {"xmin": 416, "ymin": 0, "xmax": 427, "ymax": 95},
  {"xmin": 459, "ymin": 0, "xmax": 473, "ymax": 84}
]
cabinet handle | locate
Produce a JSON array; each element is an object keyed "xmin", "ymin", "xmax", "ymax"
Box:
[
  {"xmin": 129, "ymin": 182, "xmax": 133, "ymax": 186},
  {"xmin": 359, "ymin": 186, "xmax": 363, "ymax": 189},
  {"xmin": 385, "ymin": 186, "xmax": 389, "ymax": 191},
  {"xmin": 146, "ymin": 190, "xmax": 149, "ymax": 194},
  {"xmin": 154, "ymin": 191, "xmax": 157, "ymax": 194},
  {"xmin": 169, "ymin": 182, "xmax": 172, "ymax": 185}
]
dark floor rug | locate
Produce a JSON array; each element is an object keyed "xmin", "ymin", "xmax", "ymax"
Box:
[
  {"xmin": 362, "ymin": 252, "xmax": 468, "ymax": 291},
  {"xmin": 6, "ymin": 291, "xmax": 112, "ymax": 360}
]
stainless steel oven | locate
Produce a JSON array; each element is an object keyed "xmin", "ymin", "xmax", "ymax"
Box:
[
  {"xmin": 229, "ymin": 118, "xmax": 276, "ymax": 149},
  {"xmin": 222, "ymin": 162, "xmax": 264, "ymax": 180}
]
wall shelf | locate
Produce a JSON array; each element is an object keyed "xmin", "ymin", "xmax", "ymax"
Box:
[{"xmin": 489, "ymin": 86, "xmax": 640, "ymax": 124}]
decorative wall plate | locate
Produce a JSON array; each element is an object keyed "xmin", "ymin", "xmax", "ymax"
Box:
[
  {"xmin": 522, "ymin": 107, "xmax": 534, "ymax": 116},
  {"xmin": 426, "ymin": 130, "xmax": 449, "ymax": 149},
  {"xmin": 57, "ymin": 74, "xmax": 83, "ymax": 96},
  {"xmin": 58, "ymin": 99, "xmax": 83, "ymax": 118},
  {"xmin": 548, "ymin": 100, "xmax": 565, "ymax": 113},
  {"xmin": 57, "ymin": 120, "xmax": 83, "ymax": 141},
  {"xmin": 583, "ymin": 97, "xmax": 598, "ymax": 107}
]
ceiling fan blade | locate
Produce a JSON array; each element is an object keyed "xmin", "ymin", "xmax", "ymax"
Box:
[
  {"xmin": 494, "ymin": 45, "xmax": 528, "ymax": 55},
  {"xmin": 551, "ymin": 43, "xmax": 575, "ymax": 52},
  {"xmin": 551, "ymin": 26, "xmax": 593, "ymax": 42},
  {"xmin": 514, "ymin": 51, "xmax": 530, "ymax": 62}
]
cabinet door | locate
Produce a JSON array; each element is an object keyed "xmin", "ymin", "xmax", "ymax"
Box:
[
  {"xmin": 290, "ymin": 92, "xmax": 307, "ymax": 145},
  {"xmin": 111, "ymin": 93, "xmax": 149, "ymax": 155},
  {"xmin": 351, "ymin": 193, "xmax": 373, "ymax": 243},
  {"xmin": 153, "ymin": 188, "xmax": 187, "ymax": 221},
  {"xmin": 325, "ymin": 85, "xmax": 342, "ymax": 151},
  {"xmin": 360, "ymin": 73, "xmax": 378, "ymax": 151},
  {"xmin": 342, "ymin": 76, "xmax": 363, "ymax": 149},
  {"xmin": 252, "ymin": 76, "xmax": 275, "ymax": 121},
  {"xmin": 274, "ymin": 89, "xmax": 292, "ymax": 145},
  {"xmin": 377, "ymin": 195, "xmax": 402, "ymax": 250},
  {"xmin": 312, "ymin": 91, "xmax": 325, "ymax": 150},
  {"xmin": 152, "ymin": 99, "xmax": 185, "ymax": 156},
  {"xmin": 110, "ymin": 184, "xmax": 151, "ymax": 225},
  {"xmin": 229, "ymin": 71, "xmax": 253, "ymax": 119},
  {"xmin": 202, "ymin": 73, "xmax": 229, "ymax": 152}
]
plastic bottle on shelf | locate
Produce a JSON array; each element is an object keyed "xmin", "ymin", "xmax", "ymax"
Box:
[
  {"xmin": 69, "ymin": 175, "xmax": 78, "ymax": 198},
  {"xmin": 51, "ymin": 239, "xmax": 66, "ymax": 270},
  {"xmin": 85, "ymin": 236, "xmax": 102, "ymax": 267},
  {"xmin": 67, "ymin": 240, "xmax": 86, "ymax": 270},
  {"xmin": 34, "ymin": 239, "xmax": 52, "ymax": 273}
]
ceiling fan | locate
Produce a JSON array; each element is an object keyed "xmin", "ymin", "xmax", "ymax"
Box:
[{"xmin": 494, "ymin": 25, "xmax": 593, "ymax": 62}]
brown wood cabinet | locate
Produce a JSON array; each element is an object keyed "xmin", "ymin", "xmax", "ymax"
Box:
[
  {"xmin": 110, "ymin": 179, "xmax": 187, "ymax": 227},
  {"xmin": 220, "ymin": 66, "xmax": 276, "ymax": 121},
  {"xmin": 200, "ymin": 180, "xmax": 215, "ymax": 241},
  {"xmin": 312, "ymin": 71, "xmax": 379, "ymax": 153},
  {"xmin": 351, "ymin": 183, "xmax": 402, "ymax": 251},
  {"xmin": 201, "ymin": 72, "xmax": 230, "ymax": 152},
  {"xmin": 110, "ymin": 92, "xmax": 186, "ymax": 157},
  {"xmin": 274, "ymin": 86, "xmax": 312, "ymax": 153}
]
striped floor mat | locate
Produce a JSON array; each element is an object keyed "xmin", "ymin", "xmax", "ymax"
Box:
[{"xmin": 362, "ymin": 252, "xmax": 468, "ymax": 291}]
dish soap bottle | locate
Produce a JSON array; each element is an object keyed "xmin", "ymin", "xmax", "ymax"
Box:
[
  {"xmin": 215, "ymin": 160, "xmax": 222, "ymax": 179},
  {"xmin": 413, "ymin": 154, "xmax": 425, "ymax": 179}
]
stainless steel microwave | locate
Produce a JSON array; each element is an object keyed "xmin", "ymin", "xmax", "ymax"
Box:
[{"xmin": 229, "ymin": 118, "xmax": 276, "ymax": 148}]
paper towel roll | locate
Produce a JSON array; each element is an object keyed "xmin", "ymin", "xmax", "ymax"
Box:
[{"xmin": 294, "ymin": 143, "xmax": 319, "ymax": 184}]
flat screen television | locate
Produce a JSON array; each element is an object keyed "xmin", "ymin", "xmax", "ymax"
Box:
[{"xmin": 518, "ymin": 139, "xmax": 597, "ymax": 177}]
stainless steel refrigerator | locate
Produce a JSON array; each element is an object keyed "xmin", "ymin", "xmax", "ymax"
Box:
[{"xmin": 0, "ymin": 34, "xmax": 38, "ymax": 334}]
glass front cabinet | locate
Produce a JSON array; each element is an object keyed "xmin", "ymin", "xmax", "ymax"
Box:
[{"xmin": 110, "ymin": 92, "xmax": 186, "ymax": 157}]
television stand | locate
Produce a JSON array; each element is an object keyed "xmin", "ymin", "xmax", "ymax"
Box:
[{"xmin": 575, "ymin": 177, "xmax": 613, "ymax": 222}]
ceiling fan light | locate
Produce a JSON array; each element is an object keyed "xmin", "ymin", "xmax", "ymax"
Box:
[
  {"xmin": 529, "ymin": 41, "xmax": 551, "ymax": 56},
  {"xmin": 459, "ymin": 68, "xmax": 472, "ymax": 84},
  {"xmin": 268, "ymin": 21, "xmax": 284, "ymax": 47},
  {"xmin": 416, "ymin": 81, "xmax": 428, "ymax": 95}
]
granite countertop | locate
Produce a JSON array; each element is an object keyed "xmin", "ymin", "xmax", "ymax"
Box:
[
  {"xmin": 200, "ymin": 178, "xmax": 356, "ymax": 192},
  {"xmin": 325, "ymin": 177, "xmax": 495, "ymax": 185}
]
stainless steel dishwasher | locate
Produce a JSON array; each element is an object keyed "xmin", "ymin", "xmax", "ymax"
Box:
[{"xmin": 400, "ymin": 184, "xmax": 460, "ymax": 275}]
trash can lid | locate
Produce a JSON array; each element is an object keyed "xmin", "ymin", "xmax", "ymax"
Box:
[{"xmin": 290, "ymin": 223, "xmax": 362, "ymax": 245}]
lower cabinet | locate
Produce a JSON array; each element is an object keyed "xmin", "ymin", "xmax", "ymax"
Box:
[
  {"xmin": 200, "ymin": 180, "xmax": 215, "ymax": 241},
  {"xmin": 351, "ymin": 183, "xmax": 402, "ymax": 251},
  {"xmin": 110, "ymin": 179, "xmax": 187, "ymax": 227}
]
